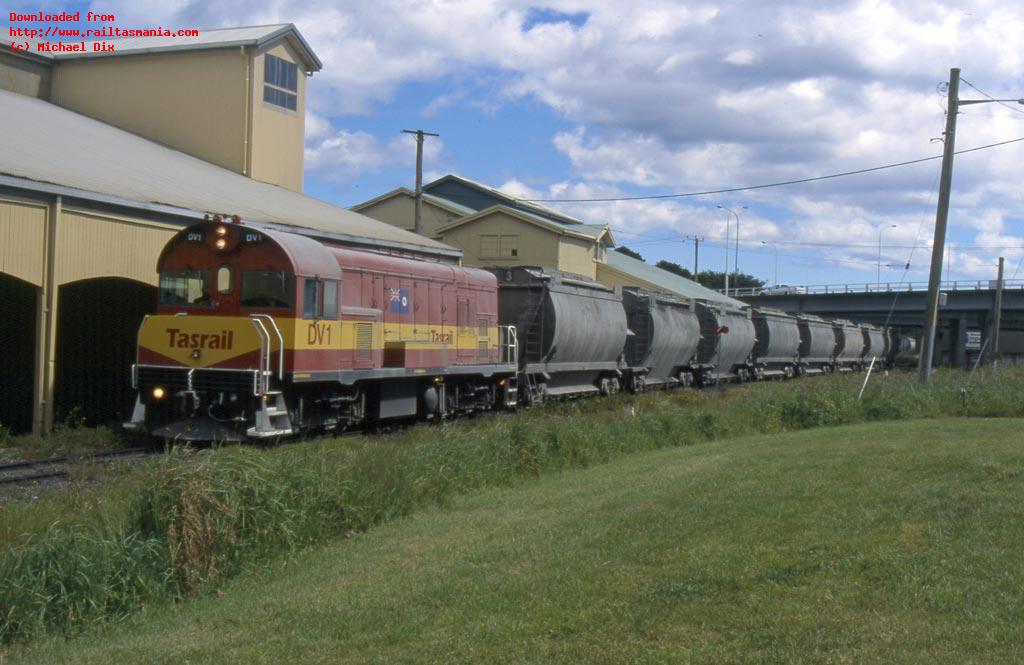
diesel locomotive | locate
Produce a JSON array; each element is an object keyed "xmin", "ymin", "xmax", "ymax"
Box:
[{"xmin": 125, "ymin": 217, "xmax": 894, "ymax": 441}]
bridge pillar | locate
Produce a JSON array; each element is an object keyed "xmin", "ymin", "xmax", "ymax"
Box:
[{"xmin": 952, "ymin": 317, "xmax": 967, "ymax": 369}]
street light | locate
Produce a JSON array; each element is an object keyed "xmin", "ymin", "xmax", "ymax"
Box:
[
  {"xmin": 877, "ymin": 223, "xmax": 896, "ymax": 289},
  {"xmin": 717, "ymin": 205, "xmax": 747, "ymax": 295},
  {"xmin": 919, "ymin": 68, "xmax": 1024, "ymax": 383},
  {"xmin": 761, "ymin": 241, "xmax": 778, "ymax": 286}
]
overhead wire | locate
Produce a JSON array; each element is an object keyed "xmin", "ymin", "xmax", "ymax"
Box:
[{"xmin": 514, "ymin": 136, "xmax": 1024, "ymax": 203}]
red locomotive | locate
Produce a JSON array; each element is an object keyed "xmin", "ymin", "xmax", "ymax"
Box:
[{"xmin": 125, "ymin": 216, "xmax": 518, "ymax": 440}]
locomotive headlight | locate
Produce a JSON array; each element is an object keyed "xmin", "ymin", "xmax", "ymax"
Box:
[
  {"xmin": 152, "ymin": 386, "xmax": 166, "ymax": 400},
  {"xmin": 215, "ymin": 237, "xmax": 228, "ymax": 251},
  {"xmin": 215, "ymin": 225, "xmax": 228, "ymax": 237}
]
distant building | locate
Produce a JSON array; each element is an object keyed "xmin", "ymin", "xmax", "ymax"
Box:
[{"xmin": 354, "ymin": 174, "xmax": 747, "ymax": 308}]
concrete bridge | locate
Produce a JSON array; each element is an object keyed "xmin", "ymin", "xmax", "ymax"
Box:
[{"xmin": 736, "ymin": 280, "xmax": 1024, "ymax": 368}]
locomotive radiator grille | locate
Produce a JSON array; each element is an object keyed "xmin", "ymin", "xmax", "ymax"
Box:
[{"xmin": 136, "ymin": 365, "xmax": 258, "ymax": 395}]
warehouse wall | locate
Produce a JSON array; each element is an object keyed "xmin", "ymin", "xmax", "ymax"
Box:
[
  {"xmin": 356, "ymin": 192, "xmax": 460, "ymax": 240},
  {"xmin": 0, "ymin": 51, "xmax": 52, "ymax": 99},
  {"xmin": 52, "ymin": 49, "xmax": 249, "ymax": 178},
  {"xmin": 442, "ymin": 211, "xmax": 559, "ymax": 271},
  {"xmin": 249, "ymin": 41, "xmax": 306, "ymax": 192}
]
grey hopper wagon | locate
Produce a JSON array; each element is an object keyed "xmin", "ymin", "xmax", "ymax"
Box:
[
  {"xmin": 493, "ymin": 267, "xmax": 628, "ymax": 402},
  {"xmin": 796, "ymin": 314, "xmax": 838, "ymax": 374},
  {"xmin": 860, "ymin": 324, "xmax": 887, "ymax": 366},
  {"xmin": 694, "ymin": 302, "xmax": 757, "ymax": 384},
  {"xmin": 832, "ymin": 319, "xmax": 867, "ymax": 371},
  {"xmin": 751, "ymin": 307, "xmax": 802, "ymax": 379},
  {"xmin": 621, "ymin": 288, "xmax": 702, "ymax": 390}
]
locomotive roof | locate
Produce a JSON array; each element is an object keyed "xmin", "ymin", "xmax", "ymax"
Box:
[{"xmin": 0, "ymin": 90, "xmax": 460, "ymax": 260}]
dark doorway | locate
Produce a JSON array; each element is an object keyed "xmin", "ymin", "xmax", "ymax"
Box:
[
  {"xmin": 54, "ymin": 278, "xmax": 156, "ymax": 427},
  {"xmin": 0, "ymin": 274, "xmax": 37, "ymax": 435}
]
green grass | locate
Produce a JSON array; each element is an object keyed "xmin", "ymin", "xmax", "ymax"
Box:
[
  {"xmin": 6, "ymin": 418, "xmax": 1024, "ymax": 664},
  {"xmin": 2, "ymin": 368, "xmax": 1023, "ymax": 647}
]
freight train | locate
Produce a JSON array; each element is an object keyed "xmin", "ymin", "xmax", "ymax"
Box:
[{"xmin": 125, "ymin": 218, "xmax": 895, "ymax": 441}]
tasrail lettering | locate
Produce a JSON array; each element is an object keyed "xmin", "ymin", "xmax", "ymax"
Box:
[
  {"xmin": 165, "ymin": 328, "xmax": 233, "ymax": 349},
  {"xmin": 431, "ymin": 330, "xmax": 453, "ymax": 344}
]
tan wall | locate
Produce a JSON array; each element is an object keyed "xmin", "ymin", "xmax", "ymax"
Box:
[
  {"xmin": 0, "ymin": 52, "xmax": 52, "ymax": 98},
  {"xmin": 249, "ymin": 42, "xmax": 305, "ymax": 192},
  {"xmin": 54, "ymin": 208, "xmax": 178, "ymax": 286},
  {"xmin": 557, "ymin": 235, "xmax": 598, "ymax": 279},
  {"xmin": 0, "ymin": 196, "xmax": 48, "ymax": 286},
  {"xmin": 441, "ymin": 212, "xmax": 559, "ymax": 270},
  {"xmin": 358, "ymin": 194, "xmax": 460, "ymax": 239},
  {"xmin": 52, "ymin": 49, "xmax": 248, "ymax": 175},
  {"xmin": 596, "ymin": 262, "xmax": 658, "ymax": 292}
]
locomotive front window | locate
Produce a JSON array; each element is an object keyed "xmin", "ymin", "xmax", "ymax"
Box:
[
  {"xmin": 160, "ymin": 270, "xmax": 211, "ymax": 306},
  {"xmin": 241, "ymin": 270, "xmax": 295, "ymax": 308}
]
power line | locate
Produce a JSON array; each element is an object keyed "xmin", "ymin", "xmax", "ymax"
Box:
[
  {"xmin": 960, "ymin": 78, "xmax": 1024, "ymax": 116},
  {"xmin": 516, "ymin": 136, "xmax": 1024, "ymax": 203}
]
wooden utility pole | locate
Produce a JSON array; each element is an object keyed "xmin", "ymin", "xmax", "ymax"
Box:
[
  {"xmin": 686, "ymin": 235, "xmax": 703, "ymax": 274},
  {"xmin": 919, "ymin": 68, "xmax": 960, "ymax": 383},
  {"xmin": 401, "ymin": 129, "xmax": 439, "ymax": 235}
]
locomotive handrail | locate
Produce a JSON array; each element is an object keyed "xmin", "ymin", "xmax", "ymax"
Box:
[
  {"xmin": 249, "ymin": 316, "xmax": 271, "ymax": 395},
  {"xmin": 501, "ymin": 325, "xmax": 519, "ymax": 366},
  {"xmin": 250, "ymin": 313, "xmax": 285, "ymax": 381}
]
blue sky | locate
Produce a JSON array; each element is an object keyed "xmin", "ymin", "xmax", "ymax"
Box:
[{"xmin": 7, "ymin": 0, "xmax": 1024, "ymax": 288}]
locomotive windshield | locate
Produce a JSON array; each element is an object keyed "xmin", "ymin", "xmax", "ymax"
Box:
[
  {"xmin": 160, "ymin": 270, "xmax": 211, "ymax": 306},
  {"xmin": 241, "ymin": 270, "xmax": 295, "ymax": 308}
]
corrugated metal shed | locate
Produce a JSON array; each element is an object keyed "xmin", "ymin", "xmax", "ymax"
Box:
[
  {"xmin": 603, "ymin": 250, "xmax": 748, "ymax": 308},
  {"xmin": 0, "ymin": 90, "xmax": 458, "ymax": 258},
  {"xmin": 1, "ymin": 24, "xmax": 322, "ymax": 70}
]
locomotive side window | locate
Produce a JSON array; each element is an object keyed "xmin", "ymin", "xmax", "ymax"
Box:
[
  {"xmin": 241, "ymin": 270, "xmax": 295, "ymax": 308},
  {"xmin": 303, "ymin": 279, "xmax": 320, "ymax": 318},
  {"xmin": 302, "ymin": 279, "xmax": 340, "ymax": 319},
  {"xmin": 323, "ymin": 280, "xmax": 338, "ymax": 318},
  {"xmin": 216, "ymin": 264, "xmax": 234, "ymax": 294},
  {"xmin": 160, "ymin": 270, "xmax": 211, "ymax": 306}
]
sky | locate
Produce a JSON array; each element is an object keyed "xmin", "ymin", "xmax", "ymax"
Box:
[{"xmin": 7, "ymin": 0, "xmax": 1024, "ymax": 288}]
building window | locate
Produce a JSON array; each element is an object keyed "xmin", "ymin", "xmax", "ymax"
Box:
[
  {"xmin": 480, "ymin": 234, "xmax": 519, "ymax": 259},
  {"xmin": 264, "ymin": 54, "xmax": 298, "ymax": 111}
]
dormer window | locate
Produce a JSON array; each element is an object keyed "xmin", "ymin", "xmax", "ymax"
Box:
[{"xmin": 264, "ymin": 54, "xmax": 298, "ymax": 111}]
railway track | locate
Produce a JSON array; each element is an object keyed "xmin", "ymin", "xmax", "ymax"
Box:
[{"xmin": 0, "ymin": 447, "xmax": 152, "ymax": 486}]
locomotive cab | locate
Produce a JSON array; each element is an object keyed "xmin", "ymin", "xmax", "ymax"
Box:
[{"xmin": 126, "ymin": 217, "xmax": 342, "ymax": 440}]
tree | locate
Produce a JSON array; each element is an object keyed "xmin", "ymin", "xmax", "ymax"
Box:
[
  {"xmin": 655, "ymin": 260, "xmax": 693, "ymax": 280},
  {"xmin": 614, "ymin": 245, "xmax": 645, "ymax": 262},
  {"xmin": 694, "ymin": 271, "xmax": 765, "ymax": 290}
]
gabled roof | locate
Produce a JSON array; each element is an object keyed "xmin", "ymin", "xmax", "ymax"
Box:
[
  {"xmin": 602, "ymin": 250, "xmax": 748, "ymax": 308},
  {"xmin": 0, "ymin": 23, "xmax": 321, "ymax": 71},
  {"xmin": 436, "ymin": 204, "xmax": 614, "ymax": 245},
  {"xmin": 350, "ymin": 187, "xmax": 477, "ymax": 218},
  {"xmin": 424, "ymin": 174, "xmax": 584, "ymax": 226},
  {"xmin": 0, "ymin": 89, "xmax": 456, "ymax": 258}
]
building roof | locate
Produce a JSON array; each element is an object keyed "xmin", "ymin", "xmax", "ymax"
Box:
[
  {"xmin": 436, "ymin": 204, "xmax": 614, "ymax": 245},
  {"xmin": 0, "ymin": 90, "xmax": 457, "ymax": 258},
  {"xmin": 1, "ymin": 23, "xmax": 322, "ymax": 71},
  {"xmin": 602, "ymin": 250, "xmax": 748, "ymax": 308},
  {"xmin": 424, "ymin": 174, "xmax": 584, "ymax": 226},
  {"xmin": 350, "ymin": 187, "xmax": 478, "ymax": 218}
]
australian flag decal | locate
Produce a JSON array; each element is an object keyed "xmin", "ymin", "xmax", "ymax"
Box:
[{"xmin": 388, "ymin": 287, "xmax": 410, "ymax": 314}]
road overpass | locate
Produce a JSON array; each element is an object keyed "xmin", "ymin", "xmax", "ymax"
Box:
[{"xmin": 735, "ymin": 279, "xmax": 1024, "ymax": 368}]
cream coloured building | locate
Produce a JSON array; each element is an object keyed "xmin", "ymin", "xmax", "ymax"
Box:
[
  {"xmin": 2, "ymin": 25, "xmax": 319, "ymax": 191},
  {"xmin": 354, "ymin": 174, "xmax": 746, "ymax": 306}
]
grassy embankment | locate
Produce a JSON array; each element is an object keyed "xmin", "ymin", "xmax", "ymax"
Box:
[
  {"xmin": 9, "ymin": 417, "xmax": 1024, "ymax": 663},
  {"xmin": 1, "ymin": 368, "xmax": 1023, "ymax": 650}
]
